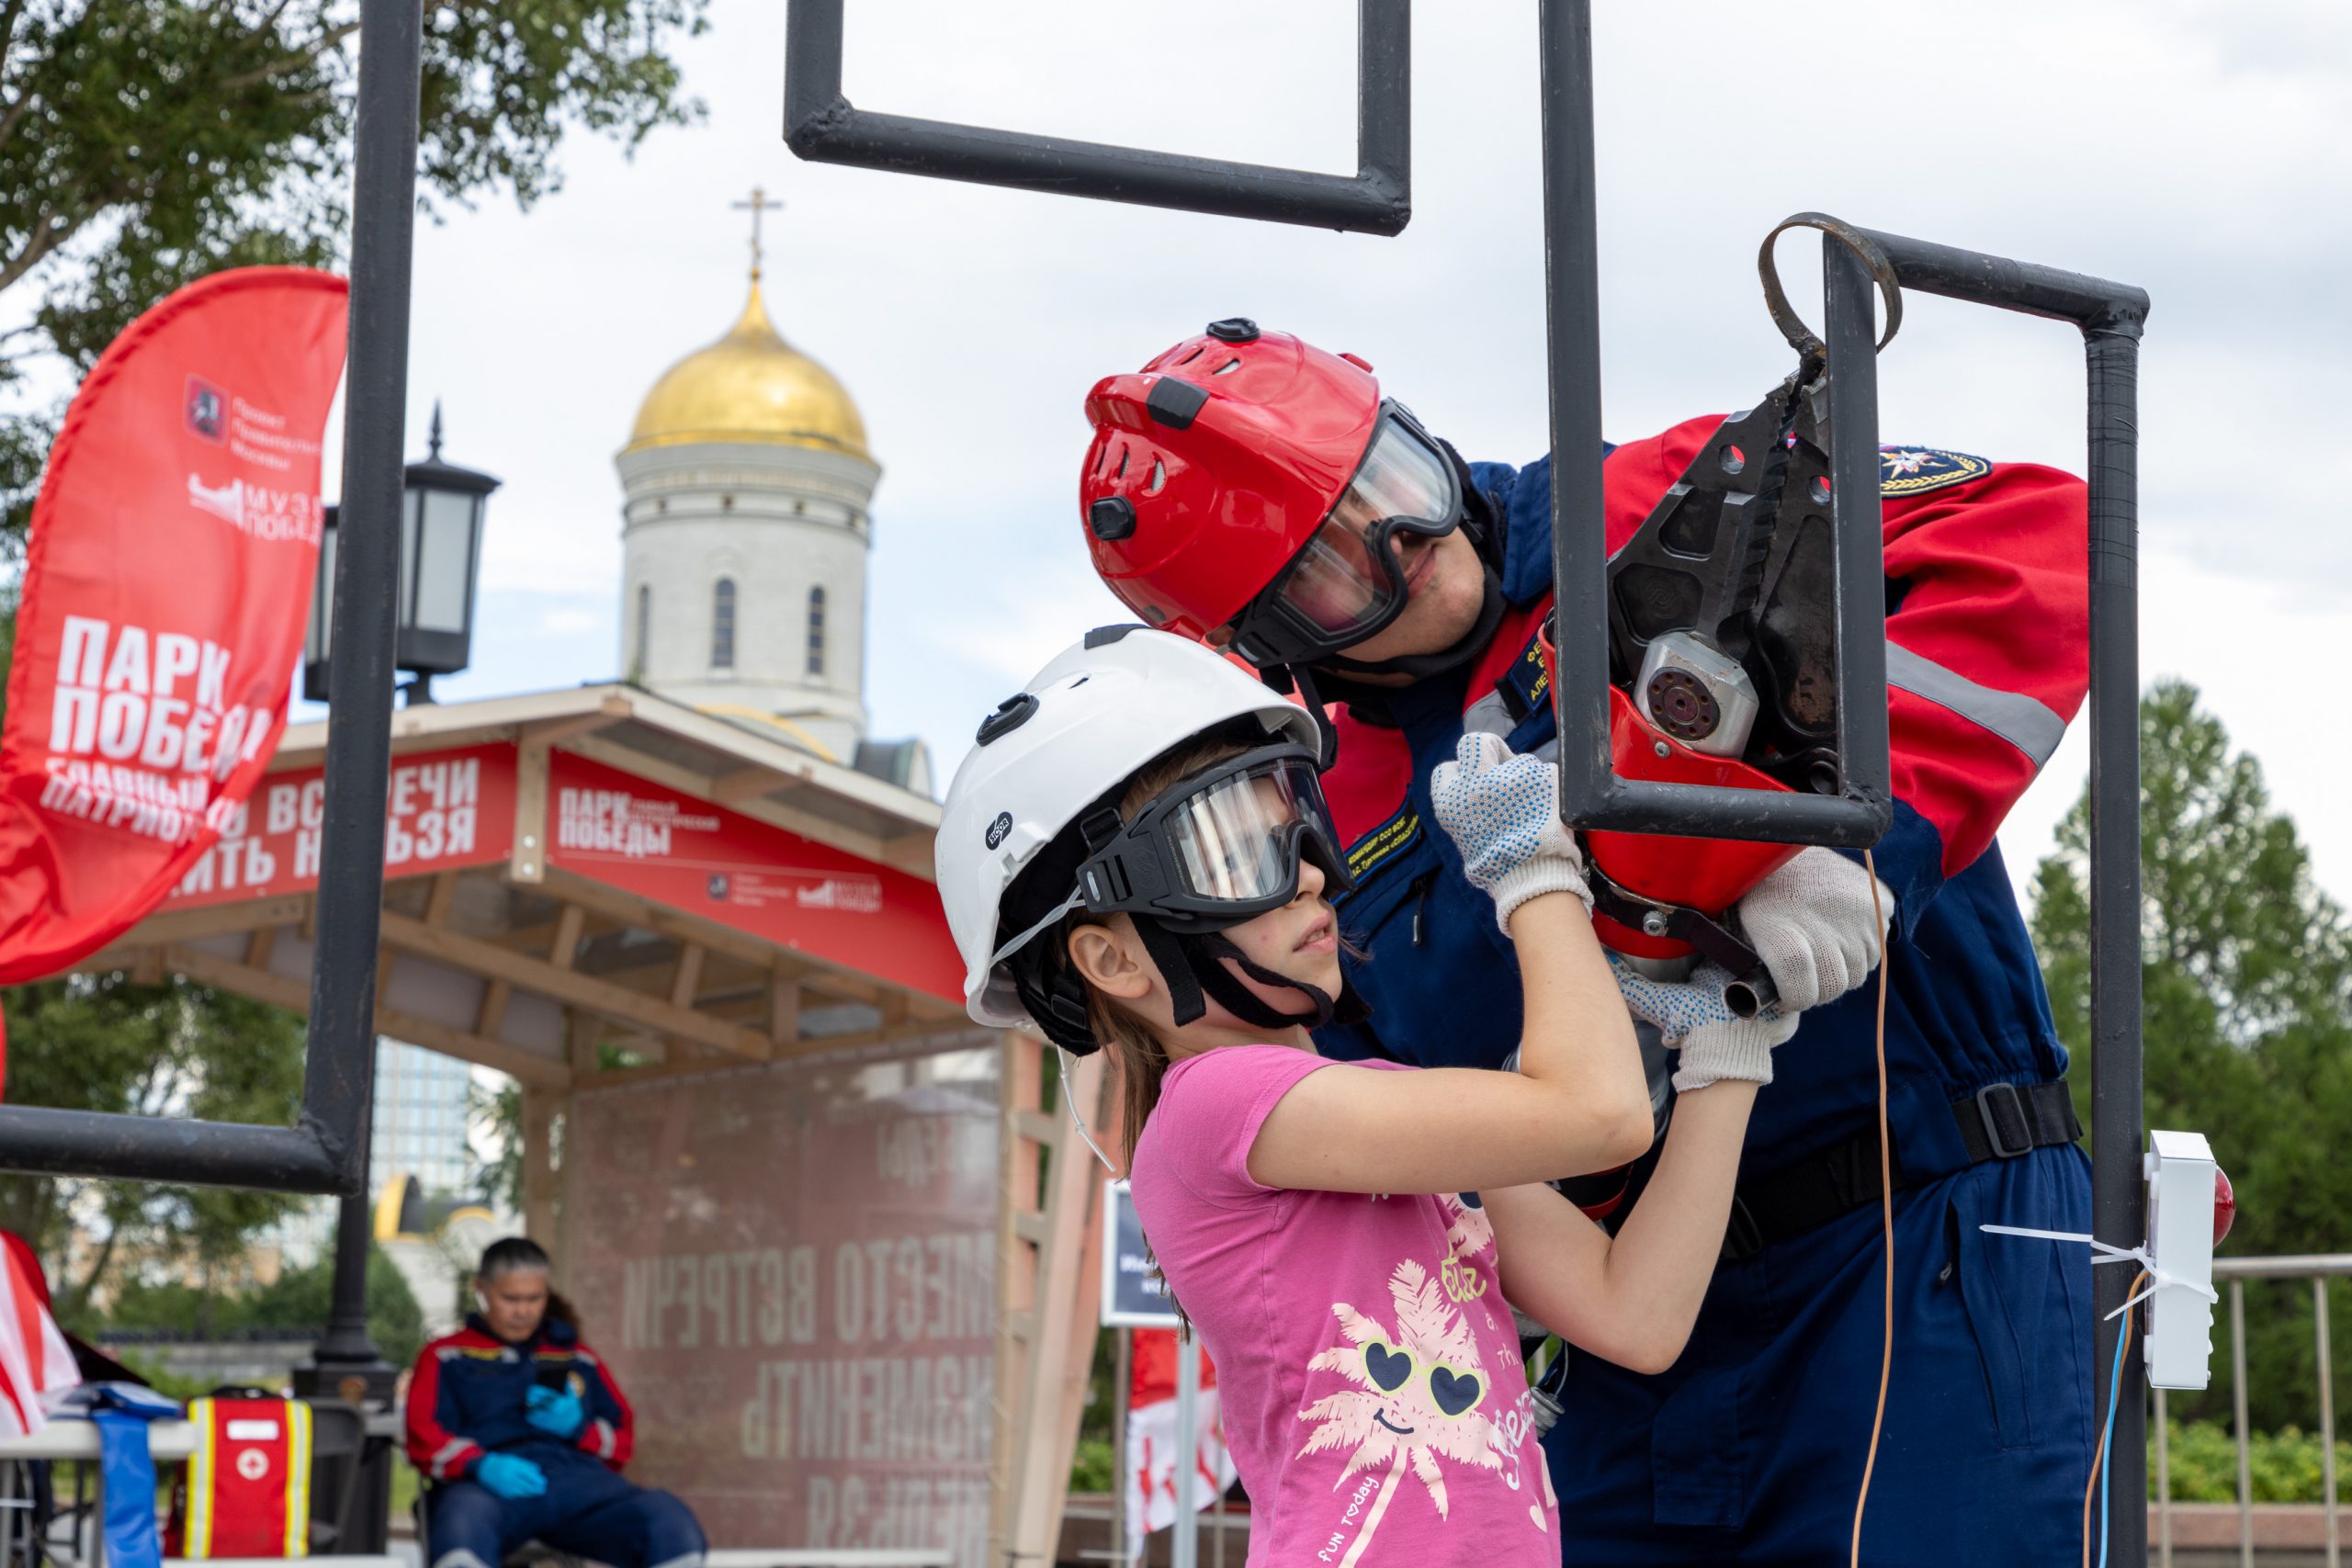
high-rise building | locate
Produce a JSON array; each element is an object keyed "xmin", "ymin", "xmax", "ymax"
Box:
[{"xmin": 276, "ymin": 1037, "xmax": 482, "ymax": 1267}]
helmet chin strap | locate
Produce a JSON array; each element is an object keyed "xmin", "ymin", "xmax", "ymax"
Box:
[{"xmin": 1133, "ymin": 918, "xmax": 1367, "ymax": 1034}]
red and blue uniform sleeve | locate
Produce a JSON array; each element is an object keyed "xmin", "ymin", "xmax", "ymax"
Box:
[
  {"xmin": 571, "ymin": 1344, "xmax": 635, "ymax": 1470},
  {"xmin": 1603, "ymin": 416, "xmax": 2088, "ymax": 928},
  {"xmin": 403, "ymin": 1340, "xmax": 484, "ymax": 1482}
]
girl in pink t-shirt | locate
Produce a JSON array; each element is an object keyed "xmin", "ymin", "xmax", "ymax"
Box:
[{"xmin": 938, "ymin": 630, "xmax": 1801, "ymax": 1568}]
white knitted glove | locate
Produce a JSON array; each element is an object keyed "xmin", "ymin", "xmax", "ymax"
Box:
[
  {"xmin": 1736, "ymin": 847, "xmax": 1895, "ymax": 1012},
  {"xmin": 1429, "ymin": 732, "xmax": 1591, "ymax": 932},
  {"xmin": 1612, "ymin": 959, "xmax": 1799, "ymax": 1092}
]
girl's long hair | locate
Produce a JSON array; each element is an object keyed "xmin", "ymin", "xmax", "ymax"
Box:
[{"xmin": 1050, "ymin": 729, "xmax": 1257, "ymax": 1174}]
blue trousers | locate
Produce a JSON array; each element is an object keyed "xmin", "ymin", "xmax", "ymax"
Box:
[
  {"xmin": 428, "ymin": 1450, "xmax": 706, "ymax": 1568},
  {"xmin": 1544, "ymin": 1146, "xmax": 2095, "ymax": 1564}
]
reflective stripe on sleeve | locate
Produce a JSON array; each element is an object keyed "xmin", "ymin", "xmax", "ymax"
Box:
[{"xmin": 1886, "ymin": 642, "xmax": 2067, "ymax": 766}]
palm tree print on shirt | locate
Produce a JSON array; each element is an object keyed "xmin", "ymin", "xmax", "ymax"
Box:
[{"xmin": 1296, "ymin": 1255, "xmax": 1526, "ymax": 1563}]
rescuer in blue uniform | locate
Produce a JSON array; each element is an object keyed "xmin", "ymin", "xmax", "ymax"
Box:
[
  {"xmin": 1075, "ymin": 321, "xmax": 2095, "ymax": 1563},
  {"xmin": 407, "ymin": 1237, "xmax": 706, "ymax": 1568}
]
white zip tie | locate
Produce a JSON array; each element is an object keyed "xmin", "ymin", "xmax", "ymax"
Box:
[{"xmin": 1977, "ymin": 1223, "xmax": 2220, "ymax": 1319}]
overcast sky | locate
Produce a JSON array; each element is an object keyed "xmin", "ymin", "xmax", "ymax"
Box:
[{"xmin": 321, "ymin": 0, "xmax": 2352, "ymax": 911}]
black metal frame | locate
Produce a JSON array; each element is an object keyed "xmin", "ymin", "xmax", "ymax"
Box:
[
  {"xmin": 0, "ymin": 0, "xmax": 423, "ymax": 1197},
  {"xmin": 782, "ymin": 0, "xmax": 1411, "ymax": 235},
  {"xmin": 781, "ymin": 0, "xmax": 2154, "ymax": 1553}
]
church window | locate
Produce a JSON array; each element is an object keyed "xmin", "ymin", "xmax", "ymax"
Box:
[
  {"xmin": 712, "ymin": 578, "xmax": 737, "ymax": 670},
  {"xmin": 806, "ymin": 586, "xmax": 827, "ymax": 678},
  {"xmin": 634, "ymin": 584, "xmax": 651, "ymax": 676}
]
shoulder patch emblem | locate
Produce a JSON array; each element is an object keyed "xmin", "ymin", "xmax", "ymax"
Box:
[{"xmin": 1879, "ymin": 446, "xmax": 1991, "ymax": 497}]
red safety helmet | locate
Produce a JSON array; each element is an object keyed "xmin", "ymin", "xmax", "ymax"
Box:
[{"xmin": 1081, "ymin": 321, "xmax": 1464, "ymax": 666}]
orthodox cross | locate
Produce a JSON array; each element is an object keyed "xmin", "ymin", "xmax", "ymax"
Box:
[{"xmin": 732, "ymin": 186, "xmax": 784, "ymax": 281}]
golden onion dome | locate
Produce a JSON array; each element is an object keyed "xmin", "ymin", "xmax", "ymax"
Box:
[{"xmin": 626, "ymin": 280, "xmax": 869, "ymax": 460}]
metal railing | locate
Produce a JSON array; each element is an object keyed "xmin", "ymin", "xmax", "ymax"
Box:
[{"xmin": 2153, "ymin": 1254, "xmax": 2350, "ymax": 1568}]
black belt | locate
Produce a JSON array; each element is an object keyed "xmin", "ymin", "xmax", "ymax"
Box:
[{"xmin": 1720, "ymin": 1080, "xmax": 2081, "ymax": 1263}]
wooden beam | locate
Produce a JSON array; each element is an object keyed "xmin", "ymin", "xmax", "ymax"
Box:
[
  {"xmin": 708, "ymin": 766, "xmax": 800, "ymax": 806},
  {"xmin": 769, "ymin": 976, "xmax": 800, "ymax": 1048},
  {"xmin": 534, "ymin": 865, "xmax": 912, "ymax": 1011},
  {"xmin": 548, "ymin": 905, "xmax": 585, "ymax": 970},
  {"xmin": 130, "ymin": 948, "xmax": 164, "ymax": 986},
  {"xmin": 575, "ymin": 1016, "xmax": 972, "ymax": 1089},
  {"xmin": 164, "ymin": 943, "xmax": 569, "ymax": 1088},
  {"xmin": 424, "ymin": 871, "xmax": 462, "ymax": 928},
  {"xmin": 667, "ymin": 942, "xmax": 706, "ymax": 1010},
  {"xmin": 514, "ymin": 705, "xmax": 630, "ymax": 885},
  {"xmin": 106, "ymin": 894, "xmax": 313, "ymax": 952},
  {"xmin": 243, "ymin": 925, "xmax": 277, "ymax": 971},
  {"xmin": 476, "ymin": 978, "xmax": 512, "ymax": 1039},
  {"xmin": 376, "ymin": 909, "xmax": 769, "ymax": 1060}
]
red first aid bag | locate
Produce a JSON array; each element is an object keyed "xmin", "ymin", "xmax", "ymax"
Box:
[{"xmin": 167, "ymin": 1394, "xmax": 314, "ymax": 1558}]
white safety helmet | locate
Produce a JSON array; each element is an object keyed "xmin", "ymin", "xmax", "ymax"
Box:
[{"xmin": 937, "ymin": 625, "xmax": 1343, "ymax": 1053}]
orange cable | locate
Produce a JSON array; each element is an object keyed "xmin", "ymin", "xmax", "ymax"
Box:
[
  {"xmin": 2081, "ymin": 1269, "xmax": 2150, "ymax": 1568},
  {"xmin": 1850, "ymin": 851, "xmax": 1894, "ymax": 1568}
]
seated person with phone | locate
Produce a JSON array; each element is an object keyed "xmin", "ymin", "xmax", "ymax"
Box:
[{"xmin": 405, "ymin": 1237, "xmax": 706, "ymax": 1568}]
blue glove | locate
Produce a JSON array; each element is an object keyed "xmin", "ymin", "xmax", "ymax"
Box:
[
  {"xmin": 525, "ymin": 1384, "xmax": 585, "ymax": 1438},
  {"xmin": 1611, "ymin": 959, "xmax": 1797, "ymax": 1092},
  {"xmin": 473, "ymin": 1451, "xmax": 548, "ymax": 1499},
  {"xmin": 1428, "ymin": 732, "xmax": 1591, "ymax": 932}
]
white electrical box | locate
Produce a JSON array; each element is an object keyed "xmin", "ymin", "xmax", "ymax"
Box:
[{"xmin": 2143, "ymin": 1129, "xmax": 2219, "ymax": 1391}]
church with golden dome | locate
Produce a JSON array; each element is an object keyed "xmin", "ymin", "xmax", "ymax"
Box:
[{"xmin": 615, "ymin": 191, "xmax": 928, "ymax": 792}]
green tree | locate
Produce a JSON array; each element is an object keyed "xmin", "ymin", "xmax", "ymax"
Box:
[
  {"xmin": 92, "ymin": 1238, "xmax": 427, "ymax": 1371},
  {"xmin": 0, "ymin": 0, "xmax": 709, "ymax": 545},
  {"xmin": 2030, "ymin": 679, "xmax": 2352, "ymax": 1432},
  {"xmin": 0, "ymin": 0, "xmax": 707, "ymax": 1316},
  {"xmin": 468, "ymin": 1075, "xmax": 522, "ymax": 1214},
  {"xmin": 0, "ymin": 972, "xmax": 309, "ymax": 1316}
]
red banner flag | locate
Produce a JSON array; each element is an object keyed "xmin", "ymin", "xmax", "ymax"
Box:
[{"xmin": 0, "ymin": 268, "xmax": 349, "ymax": 1045}]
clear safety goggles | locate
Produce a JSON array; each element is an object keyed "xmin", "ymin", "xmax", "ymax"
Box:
[
  {"xmin": 987, "ymin": 745, "xmax": 1352, "ymax": 974},
  {"xmin": 1227, "ymin": 403, "xmax": 1464, "ymax": 668}
]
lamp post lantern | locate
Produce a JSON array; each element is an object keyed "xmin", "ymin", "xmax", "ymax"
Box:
[{"xmin": 306, "ymin": 401, "xmax": 499, "ymax": 705}]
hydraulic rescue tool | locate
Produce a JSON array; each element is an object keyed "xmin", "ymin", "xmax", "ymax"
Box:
[{"xmin": 1551, "ymin": 261, "xmax": 1894, "ymax": 1017}]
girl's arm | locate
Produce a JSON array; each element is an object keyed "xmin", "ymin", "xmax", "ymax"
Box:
[
  {"xmin": 1250, "ymin": 890, "xmax": 1652, "ymax": 1194},
  {"xmin": 1480, "ymin": 1079, "xmax": 1758, "ymax": 1374},
  {"xmin": 1250, "ymin": 712, "xmax": 1659, "ymax": 1201}
]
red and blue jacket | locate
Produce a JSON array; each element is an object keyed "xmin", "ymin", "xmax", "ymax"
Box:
[
  {"xmin": 403, "ymin": 1314, "xmax": 635, "ymax": 1483},
  {"xmin": 1314, "ymin": 414, "xmax": 2088, "ymax": 1184}
]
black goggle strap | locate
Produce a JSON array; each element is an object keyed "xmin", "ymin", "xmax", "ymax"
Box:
[{"xmin": 1134, "ymin": 916, "xmax": 1210, "ymax": 1028}]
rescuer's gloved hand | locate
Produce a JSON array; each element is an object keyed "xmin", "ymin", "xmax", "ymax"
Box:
[
  {"xmin": 473, "ymin": 1452, "xmax": 548, "ymax": 1500},
  {"xmin": 1611, "ymin": 959, "xmax": 1799, "ymax": 1092},
  {"xmin": 1736, "ymin": 847, "xmax": 1895, "ymax": 1012},
  {"xmin": 525, "ymin": 1384, "xmax": 585, "ymax": 1438},
  {"xmin": 1430, "ymin": 732, "xmax": 1592, "ymax": 932}
]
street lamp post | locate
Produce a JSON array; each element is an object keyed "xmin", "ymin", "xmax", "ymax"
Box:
[
  {"xmin": 305, "ymin": 402, "xmax": 500, "ymax": 705},
  {"xmin": 295, "ymin": 407, "xmax": 497, "ymax": 1441}
]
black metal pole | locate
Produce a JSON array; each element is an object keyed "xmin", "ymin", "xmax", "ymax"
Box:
[
  {"xmin": 297, "ymin": 0, "xmax": 424, "ymax": 1416},
  {"xmin": 1537, "ymin": 0, "xmax": 1610, "ymax": 807},
  {"xmin": 2086, "ymin": 320, "xmax": 2148, "ymax": 1565},
  {"xmin": 1820, "ymin": 239, "xmax": 1889, "ymax": 824},
  {"xmin": 783, "ymin": 0, "xmax": 1411, "ymax": 234},
  {"xmin": 304, "ymin": 0, "xmax": 420, "ymax": 1194}
]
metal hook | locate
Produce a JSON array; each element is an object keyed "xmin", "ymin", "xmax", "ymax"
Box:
[{"xmin": 1758, "ymin": 212, "xmax": 1905, "ymax": 364}]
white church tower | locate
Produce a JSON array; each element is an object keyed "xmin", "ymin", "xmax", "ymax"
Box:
[{"xmin": 616, "ymin": 190, "xmax": 924, "ymax": 788}]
